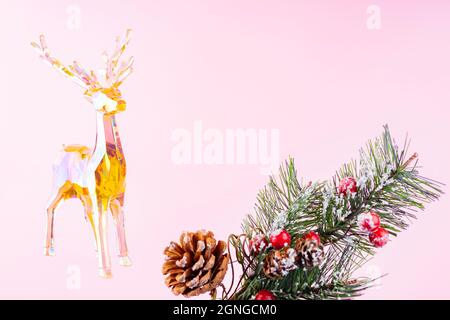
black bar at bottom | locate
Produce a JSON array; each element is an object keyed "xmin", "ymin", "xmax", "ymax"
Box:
[{"xmin": 0, "ymin": 299, "xmax": 448, "ymax": 319}]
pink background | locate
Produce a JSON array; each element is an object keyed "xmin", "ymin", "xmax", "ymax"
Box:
[{"xmin": 1, "ymin": 0, "xmax": 449, "ymax": 299}]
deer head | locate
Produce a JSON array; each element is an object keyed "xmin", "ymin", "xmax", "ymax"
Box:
[{"xmin": 31, "ymin": 29, "xmax": 133, "ymax": 115}]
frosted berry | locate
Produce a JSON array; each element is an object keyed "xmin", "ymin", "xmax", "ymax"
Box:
[
  {"xmin": 369, "ymin": 227, "xmax": 389, "ymax": 248},
  {"xmin": 255, "ymin": 290, "xmax": 276, "ymax": 300},
  {"xmin": 249, "ymin": 234, "xmax": 268, "ymax": 255},
  {"xmin": 358, "ymin": 211, "xmax": 381, "ymax": 233},
  {"xmin": 303, "ymin": 231, "xmax": 321, "ymax": 244},
  {"xmin": 338, "ymin": 177, "xmax": 357, "ymax": 196},
  {"xmin": 270, "ymin": 229, "xmax": 291, "ymax": 250}
]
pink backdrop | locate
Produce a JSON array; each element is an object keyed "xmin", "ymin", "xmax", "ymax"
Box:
[{"xmin": 1, "ymin": 0, "xmax": 449, "ymax": 299}]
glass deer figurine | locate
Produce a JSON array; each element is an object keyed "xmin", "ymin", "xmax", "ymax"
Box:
[{"xmin": 31, "ymin": 30, "xmax": 134, "ymax": 278}]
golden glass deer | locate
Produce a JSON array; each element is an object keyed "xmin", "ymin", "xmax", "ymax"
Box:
[{"xmin": 31, "ymin": 30, "xmax": 134, "ymax": 278}]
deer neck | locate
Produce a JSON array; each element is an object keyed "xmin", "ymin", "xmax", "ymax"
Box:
[
  {"xmin": 103, "ymin": 114, "xmax": 124, "ymax": 157},
  {"xmin": 92, "ymin": 112, "xmax": 125, "ymax": 164},
  {"xmin": 88, "ymin": 112, "xmax": 127, "ymax": 200}
]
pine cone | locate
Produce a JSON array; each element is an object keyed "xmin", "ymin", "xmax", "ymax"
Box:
[
  {"xmin": 263, "ymin": 248, "xmax": 297, "ymax": 279},
  {"xmin": 295, "ymin": 238, "xmax": 324, "ymax": 269},
  {"xmin": 162, "ymin": 230, "xmax": 229, "ymax": 297}
]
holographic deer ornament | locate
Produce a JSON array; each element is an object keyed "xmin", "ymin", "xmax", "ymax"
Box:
[{"xmin": 31, "ymin": 30, "xmax": 134, "ymax": 278}]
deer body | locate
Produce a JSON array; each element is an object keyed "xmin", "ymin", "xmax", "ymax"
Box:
[{"xmin": 33, "ymin": 31, "xmax": 134, "ymax": 278}]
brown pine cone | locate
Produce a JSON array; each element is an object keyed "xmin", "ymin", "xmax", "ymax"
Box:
[
  {"xmin": 295, "ymin": 238, "xmax": 324, "ymax": 269},
  {"xmin": 263, "ymin": 248, "xmax": 297, "ymax": 279},
  {"xmin": 162, "ymin": 230, "xmax": 229, "ymax": 297}
]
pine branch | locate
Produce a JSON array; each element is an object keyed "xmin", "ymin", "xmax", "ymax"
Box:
[{"xmin": 231, "ymin": 125, "xmax": 444, "ymax": 300}]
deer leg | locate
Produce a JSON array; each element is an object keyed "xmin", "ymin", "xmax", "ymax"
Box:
[
  {"xmin": 95, "ymin": 199, "xmax": 113, "ymax": 278},
  {"xmin": 80, "ymin": 194, "xmax": 98, "ymax": 253},
  {"xmin": 87, "ymin": 183, "xmax": 112, "ymax": 278},
  {"xmin": 45, "ymin": 188, "xmax": 65, "ymax": 256},
  {"xmin": 110, "ymin": 198, "xmax": 132, "ymax": 266}
]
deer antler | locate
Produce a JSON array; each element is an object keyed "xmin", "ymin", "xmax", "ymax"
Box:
[
  {"xmin": 31, "ymin": 35, "xmax": 94, "ymax": 89},
  {"xmin": 101, "ymin": 29, "xmax": 134, "ymax": 88},
  {"xmin": 31, "ymin": 29, "xmax": 134, "ymax": 90}
]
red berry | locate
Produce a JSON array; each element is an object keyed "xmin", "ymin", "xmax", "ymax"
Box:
[
  {"xmin": 255, "ymin": 290, "xmax": 276, "ymax": 300},
  {"xmin": 338, "ymin": 177, "xmax": 357, "ymax": 196},
  {"xmin": 358, "ymin": 211, "xmax": 381, "ymax": 233},
  {"xmin": 304, "ymin": 231, "xmax": 321, "ymax": 244},
  {"xmin": 269, "ymin": 229, "xmax": 291, "ymax": 250},
  {"xmin": 369, "ymin": 227, "xmax": 389, "ymax": 248},
  {"xmin": 249, "ymin": 234, "xmax": 268, "ymax": 255}
]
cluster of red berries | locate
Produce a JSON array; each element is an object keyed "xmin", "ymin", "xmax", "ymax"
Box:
[
  {"xmin": 357, "ymin": 210, "xmax": 389, "ymax": 247},
  {"xmin": 338, "ymin": 177, "xmax": 389, "ymax": 248},
  {"xmin": 251, "ymin": 177, "xmax": 390, "ymax": 300}
]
